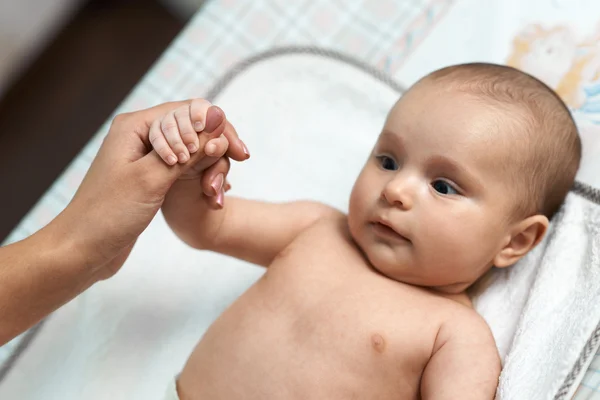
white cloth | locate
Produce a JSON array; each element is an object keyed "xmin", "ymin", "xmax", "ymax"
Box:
[
  {"xmin": 163, "ymin": 378, "xmax": 180, "ymax": 400},
  {"xmin": 472, "ymin": 194, "xmax": 600, "ymax": 399}
]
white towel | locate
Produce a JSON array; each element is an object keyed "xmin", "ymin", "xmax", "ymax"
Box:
[
  {"xmin": 472, "ymin": 193, "xmax": 600, "ymax": 399},
  {"xmin": 1, "ymin": 52, "xmax": 598, "ymax": 400}
]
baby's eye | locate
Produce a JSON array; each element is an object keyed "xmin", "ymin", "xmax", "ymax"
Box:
[
  {"xmin": 376, "ymin": 155, "xmax": 398, "ymax": 171},
  {"xmin": 431, "ymin": 180, "xmax": 459, "ymax": 195}
]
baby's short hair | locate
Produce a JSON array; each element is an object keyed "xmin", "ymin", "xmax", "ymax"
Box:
[{"xmin": 424, "ymin": 63, "xmax": 581, "ymax": 220}]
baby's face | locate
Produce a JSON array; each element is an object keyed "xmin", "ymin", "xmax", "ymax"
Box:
[{"xmin": 348, "ymin": 81, "xmax": 520, "ymax": 293}]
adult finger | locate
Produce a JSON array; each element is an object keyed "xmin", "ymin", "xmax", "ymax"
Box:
[
  {"xmin": 222, "ymin": 120, "xmax": 250, "ymax": 162},
  {"xmin": 204, "ymin": 135, "xmax": 229, "ymax": 158},
  {"xmin": 178, "ymin": 135, "xmax": 229, "ymax": 179},
  {"xmin": 181, "ymin": 106, "xmax": 229, "ymax": 169},
  {"xmin": 201, "ymin": 157, "xmax": 231, "ymax": 200}
]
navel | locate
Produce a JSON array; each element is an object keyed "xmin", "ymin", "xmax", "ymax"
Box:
[{"xmin": 371, "ymin": 333, "xmax": 386, "ymax": 354}]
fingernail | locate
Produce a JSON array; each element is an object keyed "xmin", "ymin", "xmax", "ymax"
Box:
[
  {"xmin": 211, "ymin": 173, "xmax": 224, "ymax": 195},
  {"xmin": 178, "ymin": 153, "xmax": 189, "ymax": 163},
  {"xmin": 194, "ymin": 121, "xmax": 204, "ymax": 132},
  {"xmin": 167, "ymin": 155, "xmax": 177, "ymax": 165},
  {"xmin": 216, "ymin": 190, "xmax": 224, "ymax": 208},
  {"xmin": 205, "ymin": 142, "xmax": 216, "ymax": 155},
  {"xmin": 241, "ymin": 141, "xmax": 250, "ymax": 159},
  {"xmin": 187, "ymin": 143, "xmax": 197, "ymax": 153}
]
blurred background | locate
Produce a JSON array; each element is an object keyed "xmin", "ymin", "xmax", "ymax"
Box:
[{"xmin": 0, "ymin": 0, "xmax": 205, "ymax": 241}]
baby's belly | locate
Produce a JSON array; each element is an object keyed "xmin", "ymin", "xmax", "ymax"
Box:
[{"xmin": 177, "ymin": 267, "xmax": 433, "ymax": 399}]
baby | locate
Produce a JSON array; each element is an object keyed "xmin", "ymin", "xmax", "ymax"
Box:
[{"xmin": 153, "ymin": 63, "xmax": 581, "ymax": 399}]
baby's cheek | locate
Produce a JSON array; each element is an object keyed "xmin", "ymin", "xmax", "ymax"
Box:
[
  {"xmin": 348, "ymin": 182, "xmax": 368, "ymax": 219},
  {"xmin": 423, "ymin": 213, "xmax": 481, "ymax": 260},
  {"xmin": 448, "ymin": 219, "xmax": 501, "ymax": 265}
]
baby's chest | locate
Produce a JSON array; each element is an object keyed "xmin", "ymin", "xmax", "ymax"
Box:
[{"xmin": 263, "ymin": 232, "xmax": 441, "ymax": 368}]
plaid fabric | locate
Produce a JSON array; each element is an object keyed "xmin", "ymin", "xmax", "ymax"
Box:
[
  {"xmin": 1, "ymin": 0, "xmax": 599, "ymax": 397},
  {"xmin": 575, "ymin": 348, "xmax": 600, "ymax": 398}
]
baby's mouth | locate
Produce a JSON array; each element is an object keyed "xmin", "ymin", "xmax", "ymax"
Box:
[{"xmin": 371, "ymin": 221, "xmax": 411, "ymax": 243}]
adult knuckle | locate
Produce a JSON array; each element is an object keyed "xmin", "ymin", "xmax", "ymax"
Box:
[{"xmin": 111, "ymin": 112, "xmax": 129, "ymax": 127}]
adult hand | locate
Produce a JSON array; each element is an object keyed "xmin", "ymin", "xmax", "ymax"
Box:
[
  {"xmin": 0, "ymin": 100, "xmax": 249, "ymax": 344},
  {"xmin": 54, "ymin": 100, "xmax": 248, "ymax": 279},
  {"xmin": 148, "ymin": 98, "xmax": 244, "ymax": 208}
]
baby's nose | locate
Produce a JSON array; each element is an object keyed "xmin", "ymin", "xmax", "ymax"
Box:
[{"xmin": 381, "ymin": 175, "xmax": 415, "ymax": 210}]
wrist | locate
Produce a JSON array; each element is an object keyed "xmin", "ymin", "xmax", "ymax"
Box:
[
  {"xmin": 164, "ymin": 177, "xmax": 209, "ymax": 208},
  {"xmin": 163, "ymin": 180, "xmax": 220, "ymax": 250},
  {"xmin": 42, "ymin": 209, "xmax": 106, "ymax": 284}
]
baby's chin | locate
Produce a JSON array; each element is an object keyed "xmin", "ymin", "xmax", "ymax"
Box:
[
  {"xmin": 361, "ymin": 248, "xmax": 474, "ymax": 293},
  {"xmin": 346, "ymin": 221, "xmax": 448, "ymax": 286},
  {"xmin": 360, "ymin": 246, "xmax": 415, "ymax": 283}
]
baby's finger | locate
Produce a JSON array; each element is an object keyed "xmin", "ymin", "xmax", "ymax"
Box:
[
  {"xmin": 187, "ymin": 106, "xmax": 227, "ymax": 168},
  {"xmin": 224, "ymin": 180, "xmax": 231, "ymax": 192},
  {"xmin": 204, "ymin": 135, "xmax": 229, "ymax": 158},
  {"xmin": 174, "ymin": 104, "xmax": 199, "ymax": 154},
  {"xmin": 186, "ymin": 133, "xmax": 226, "ymax": 173},
  {"xmin": 149, "ymin": 119, "xmax": 177, "ymax": 165},
  {"xmin": 189, "ymin": 98, "xmax": 213, "ymax": 133},
  {"xmin": 161, "ymin": 111, "xmax": 189, "ymax": 163},
  {"xmin": 201, "ymin": 157, "xmax": 231, "ymax": 198}
]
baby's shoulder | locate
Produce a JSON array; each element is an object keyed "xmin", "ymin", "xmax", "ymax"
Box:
[
  {"xmin": 423, "ymin": 299, "xmax": 501, "ymax": 397},
  {"xmin": 276, "ymin": 203, "xmax": 346, "ymax": 253},
  {"xmin": 297, "ymin": 204, "xmax": 347, "ymax": 234},
  {"xmin": 292, "ymin": 201, "xmax": 344, "ymax": 225},
  {"xmin": 437, "ymin": 302, "xmax": 496, "ymax": 349}
]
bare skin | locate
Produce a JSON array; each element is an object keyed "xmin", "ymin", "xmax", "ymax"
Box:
[
  {"xmin": 156, "ymin": 78, "xmax": 552, "ymax": 398},
  {"xmin": 176, "ymin": 216, "xmax": 498, "ymax": 399}
]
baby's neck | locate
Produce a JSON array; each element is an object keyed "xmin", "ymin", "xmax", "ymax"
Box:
[{"xmin": 433, "ymin": 290, "xmax": 472, "ymax": 307}]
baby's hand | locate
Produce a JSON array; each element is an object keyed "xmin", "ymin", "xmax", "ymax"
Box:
[
  {"xmin": 149, "ymin": 98, "xmax": 241, "ymax": 208},
  {"xmin": 149, "ymin": 98, "xmax": 229, "ymax": 167}
]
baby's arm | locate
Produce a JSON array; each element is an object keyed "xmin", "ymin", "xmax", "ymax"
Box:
[
  {"xmin": 155, "ymin": 101, "xmax": 340, "ymax": 267},
  {"xmin": 164, "ymin": 193, "xmax": 338, "ymax": 266},
  {"xmin": 420, "ymin": 313, "xmax": 501, "ymax": 399}
]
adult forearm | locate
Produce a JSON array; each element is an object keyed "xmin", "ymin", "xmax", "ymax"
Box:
[
  {"xmin": 0, "ymin": 217, "xmax": 100, "ymax": 345},
  {"xmin": 162, "ymin": 179, "xmax": 225, "ymax": 250}
]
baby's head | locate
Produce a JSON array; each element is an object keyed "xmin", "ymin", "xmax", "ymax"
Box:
[{"xmin": 348, "ymin": 63, "xmax": 581, "ymax": 293}]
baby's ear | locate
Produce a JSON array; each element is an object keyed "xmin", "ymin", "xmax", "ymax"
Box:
[{"xmin": 494, "ymin": 215, "xmax": 549, "ymax": 268}]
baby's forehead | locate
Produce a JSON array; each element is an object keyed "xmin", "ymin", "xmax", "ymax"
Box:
[
  {"xmin": 384, "ymin": 88, "xmax": 525, "ymax": 151},
  {"xmin": 379, "ymin": 95, "xmax": 531, "ymax": 183},
  {"xmin": 376, "ymin": 126, "xmax": 515, "ymax": 172}
]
